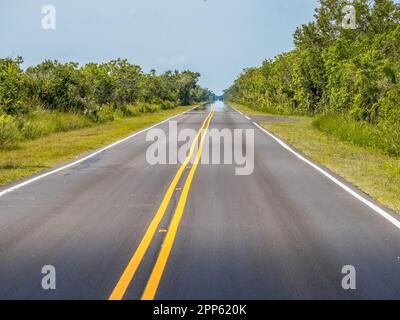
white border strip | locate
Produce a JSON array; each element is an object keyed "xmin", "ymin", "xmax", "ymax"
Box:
[
  {"xmin": 0, "ymin": 107, "xmax": 196, "ymax": 198},
  {"xmin": 230, "ymin": 105, "xmax": 400, "ymax": 230}
]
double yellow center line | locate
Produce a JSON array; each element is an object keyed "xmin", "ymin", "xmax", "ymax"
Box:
[{"xmin": 109, "ymin": 109, "xmax": 215, "ymax": 300}]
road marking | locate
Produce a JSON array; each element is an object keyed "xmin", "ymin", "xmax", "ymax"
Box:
[
  {"xmin": 141, "ymin": 110, "xmax": 214, "ymax": 300},
  {"xmin": 108, "ymin": 110, "xmax": 214, "ymax": 300},
  {"xmin": 234, "ymin": 108, "xmax": 244, "ymax": 115},
  {"xmin": 0, "ymin": 106, "xmax": 199, "ymax": 198},
  {"xmin": 245, "ymin": 115, "xmax": 251, "ymax": 120},
  {"xmin": 159, "ymin": 230, "xmax": 168, "ymax": 233}
]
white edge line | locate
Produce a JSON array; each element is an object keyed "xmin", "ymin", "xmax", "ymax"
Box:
[
  {"xmin": 234, "ymin": 107, "xmax": 243, "ymax": 115},
  {"xmin": 229, "ymin": 104, "xmax": 400, "ymax": 230},
  {"xmin": 0, "ymin": 107, "xmax": 197, "ymax": 198}
]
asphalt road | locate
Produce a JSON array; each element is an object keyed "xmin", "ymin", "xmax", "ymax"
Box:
[{"xmin": 0, "ymin": 102, "xmax": 400, "ymax": 300}]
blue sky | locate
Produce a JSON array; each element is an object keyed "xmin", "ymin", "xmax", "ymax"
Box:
[{"xmin": 0, "ymin": 0, "xmax": 319, "ymax": 94}]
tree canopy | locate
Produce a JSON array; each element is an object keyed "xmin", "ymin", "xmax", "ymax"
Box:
[
  {"xmin": 0, "ymin": 57, "xmax": 212, "ymax": 116},
  {"xmin": 225, "ymin": 0, "xmax": 400, "ymax": 129}
]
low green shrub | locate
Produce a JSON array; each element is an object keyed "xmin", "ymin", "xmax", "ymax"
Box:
[
  {"xmin": 0, "ymin": 114, "xmax": 20, "ymax": 148},
  {"xmin": 96, "ymin": 104, "xmax": 115, "ymax": 123},
  {"xmin": 84, "ymin": 104, "xmax": 115, "ymax": 123},
  {"xmin": 139, "ymin": 103, "xmax": 159, "ymax": 113},
  {"xmin": 160, "ymin": 101, "xmax": 176, "ymax": 110},
  {"xmin": 118, "ymin": 104, "xmax": 141, "ymax": 117}
]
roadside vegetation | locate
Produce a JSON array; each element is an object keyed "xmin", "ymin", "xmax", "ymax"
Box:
[
  {"xmin": 225, "ymin": 0, "xmax": 400, "ymax": 158},
  {"xmin": 0, "ymin": 56, "xmax": 211, "ymax": 184},
  {"xmin": 226, "ymin": 0, "xmax": 400, "ymax": 213},
  {"xmin": 0, "ymin": 57, "xmax": 212, "ymax": 150},
  {"xmin": 0, "ymin": 106, "xmax": 193, "ymax": 185},
  {"xmin": 312, "ymin": 113, "xmax": 400, "ymax": 156}
]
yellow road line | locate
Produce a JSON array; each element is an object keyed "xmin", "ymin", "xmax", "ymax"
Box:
[
  {"xmin": 109, "ymin": 110, "xmax": 213, "ymax": 300},
  {"xmin": 141, "ymin": 110, "xmax": 215, "ymax": 300}
]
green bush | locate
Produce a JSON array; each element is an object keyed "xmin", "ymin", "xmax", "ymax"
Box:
[
  {"xmin": 84, "ymin": 104, "xmax": 114, "ymax": 123},
  {"xmin": 117, "ymin": 104, "xmax": 141, "ymax": 117},
  {"xmin": 0, "ymin": 114, "xmax": 20, "ymax": 148},
  {"xmin": 139, "ymin": 103, "xmax": 159, "ymax": 113},
  {"xmin": 376, "ymin": 85, "xmax": 400, "ymax": 128},
  {"xmin": 0, "ymin": 57, "xmax": 29, "ymax": 115},
  {"xmin": 96, "ymin": 105, "xmax": 115, "ymax": 123},
  {"xmin": 160, "ymin": 101, "xmax": 176, "ymax": 110}
]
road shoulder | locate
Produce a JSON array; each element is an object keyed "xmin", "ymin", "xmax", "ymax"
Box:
[{"xmin": 232, "ymin": 103, "xmax": 400, "ymax": 215}]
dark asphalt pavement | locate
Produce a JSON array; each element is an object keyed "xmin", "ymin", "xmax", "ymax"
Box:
[{"xmin": 0, "ymin": 102, "xmax": 400, "ymax": 299}]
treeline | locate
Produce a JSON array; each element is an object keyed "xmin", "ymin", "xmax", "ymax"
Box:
[
  {"xmin": 225, "ymin": 0, "xmax": 400, "ymax": 155},
  {"xmin": 0, "ymin": 57, "xmax": 212, "ymax": 147},
  {"xmin": 1, "ymin": 57, "xmax": 211, "ymax": 116}
]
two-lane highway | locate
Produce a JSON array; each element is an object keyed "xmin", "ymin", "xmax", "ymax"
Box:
[{"xmin": 0, "ymin": 102, "xmax": 400, "ymax": 299}]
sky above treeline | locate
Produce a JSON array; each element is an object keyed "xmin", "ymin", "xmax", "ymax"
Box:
[{"xmin": 1, "ymin": 0, "xmax": 319, "ymax": 95}]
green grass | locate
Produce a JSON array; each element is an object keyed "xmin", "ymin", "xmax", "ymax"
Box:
[
  {"xmin": 313, "ymin": 114, "xmax": 400, "ymax": 157},
  {"xmin": 229, "ymin": 103, "xmax": 275, "ymax": 116},
  {"xmin": 0, "ymin": 106, "xmax": 193, "ymax": 185},
  {"xmin": 20, "ymin": 109, "xmax": 94, "ymax": 140},
  {"xmin": 229, "ymin": 101, "xmax": 307, "ymax": 117},
  {"xmin": 230, "ymin": 102, "xmax": 306, "ymax": 120},
  {"xmin": 233, "ymin": 103, "xmax": 400, "ymax": 214}
]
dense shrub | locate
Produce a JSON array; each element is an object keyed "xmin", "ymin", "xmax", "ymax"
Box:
[
  {"xmin": 0, "ymin": 57, "xmax": 211, "ymax": 117},
  {"xmin": 84, "ymin": 104, "xmax": 115, "ymax": 123},
  {"xmin": 117, "ymin": 104, "xmax": 140, "ymax": 117},
  {"xmin": 26, "ymin": 61, "xmax": 87, "ymax": 112},
  {"xmin": 160, "ymin": 101, "xmax": 176, "ymax": 110},
  {"xmin": 0, "ymin": 114, "xmax": 20, "ymax": 148},
  {"xmin": 0, "ymin": 57, "xmax": 29, "ymax": 115},
  {"xmin": 139, "ymin": 103, "xmax": 160, "ymax": 113}
]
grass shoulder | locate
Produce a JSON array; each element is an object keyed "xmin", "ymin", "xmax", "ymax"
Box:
[
  {"xmin": 231, "ymin": 102, "xmax": 305, "ymax": 120},
  {"xmin": 0, "ymin": 105, "xmax": 194, "ymax": 186}
]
